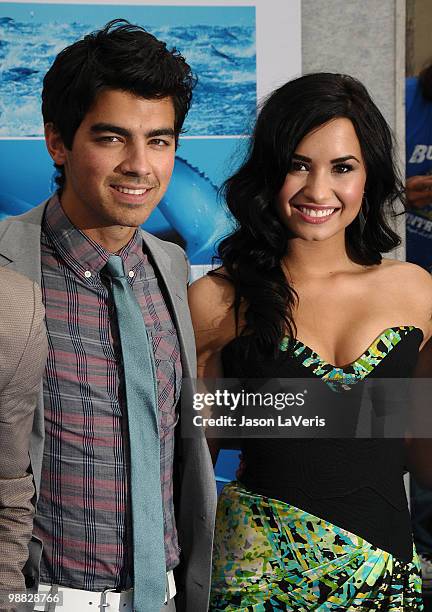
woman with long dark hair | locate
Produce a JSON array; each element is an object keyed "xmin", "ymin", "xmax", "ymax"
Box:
[{"xmin": 189, "ymin": 73, "xmax": 432, "ymax": 610}]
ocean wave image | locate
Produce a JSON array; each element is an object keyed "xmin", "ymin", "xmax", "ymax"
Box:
[{"xmin": 0, "ymin": 5, "xmax": 256, "ymax": 137}]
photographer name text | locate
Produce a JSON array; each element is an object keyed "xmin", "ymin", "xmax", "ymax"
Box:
[{"xmin": 193, "ymin": 415, "xmax": 326, "ymax": 428}]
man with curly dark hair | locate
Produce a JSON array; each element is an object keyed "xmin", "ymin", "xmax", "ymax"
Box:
[{"xmin": 0, "ymin": 20, "xmax": 216, "ymax": 612}]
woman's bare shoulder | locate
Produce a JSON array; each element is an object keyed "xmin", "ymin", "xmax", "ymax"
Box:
[
  {"xmin": 380, "ymin": 259, "xmax": 432, "ymax": 339},
  {"xmin": 380, "ymin": 259, "xmax": 432, "ymax": 294}
]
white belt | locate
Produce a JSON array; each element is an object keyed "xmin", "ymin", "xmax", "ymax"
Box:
[{"xmin": 34, "ymin": 570, "xmax": 176, "ymax": 611}]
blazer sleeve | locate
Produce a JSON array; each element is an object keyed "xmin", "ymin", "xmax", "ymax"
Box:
[{"xmin": 0, "ymin": 279, "xmax": 47, "ymax": 598}]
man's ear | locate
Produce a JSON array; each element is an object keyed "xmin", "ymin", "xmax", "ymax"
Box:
[{"xmin": 44, "ymin": 123, "xmax": 67, "ymax": 165}]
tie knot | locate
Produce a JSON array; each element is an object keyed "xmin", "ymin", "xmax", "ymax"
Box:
[{"xmin": 104, "ymin": 255, "xmax": 125, "ymax": 278}]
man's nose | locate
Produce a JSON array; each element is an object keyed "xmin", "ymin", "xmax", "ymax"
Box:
[{"xmin": 119, "ymin": 143, "xmax": 152, "ymax": 177}]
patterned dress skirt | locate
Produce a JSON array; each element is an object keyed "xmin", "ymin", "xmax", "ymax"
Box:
[{"xmin": 210, "ymin": 482, "xmax": 423, "ymax": 611}]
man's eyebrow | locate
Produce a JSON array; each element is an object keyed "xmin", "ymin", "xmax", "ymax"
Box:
[
  {"xmin": 90, "ymin": 123, "xmax": 131, "ymax": 137},
  {"xmin": 90, "ymin": 123, "xmax": 175, "ymax": 139},
  {"xmin": 146, "ymin": 128, "xmax": 175, "ymax": 139}
]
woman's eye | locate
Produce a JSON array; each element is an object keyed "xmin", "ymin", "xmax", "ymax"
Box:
[
  {"xmin": 290, "ymin": 160, "xmax": 308, "ymax": 172},
  {"xmin": 333, "ymin": 163, "xmax": 353, "ymax": 174}
]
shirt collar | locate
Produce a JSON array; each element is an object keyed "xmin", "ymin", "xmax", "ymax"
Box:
[{"xmin": 42, "ymin": 194, "xmax": 147, "ymax": 279}]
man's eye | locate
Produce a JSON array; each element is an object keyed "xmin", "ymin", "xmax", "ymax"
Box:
[
  {"xmin": 97, "ymin": 136, "xmax": 122, "ymax": 143},
  {"xmin": 333, "ymin": 163, "xmax": 353, "ymax": 173},
  {"xmin": 290, "ymin": 160, "xmax": 308, "ymax": 172},
  {"xmin": 150, "ymin": 138, "xmax": 171, "ymax": 146}
]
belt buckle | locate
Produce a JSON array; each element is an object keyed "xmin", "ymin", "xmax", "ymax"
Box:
[
  {"xmin": 102, "ymin": 587, "xmax": 134, "ymax": 612},
  {"xmin": 101, "ymin": 587, "xmax": 117, "ymax": 610}
]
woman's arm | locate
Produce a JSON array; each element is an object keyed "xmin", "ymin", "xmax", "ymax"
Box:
[{"xmin": 188, "ymin": 272, "xmax": 239, "ymax": 465}]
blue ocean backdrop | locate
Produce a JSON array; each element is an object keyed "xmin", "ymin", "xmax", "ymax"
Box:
[{"xmin": 0, "ymin": 4, "xmax": 256, "ymax": 137}]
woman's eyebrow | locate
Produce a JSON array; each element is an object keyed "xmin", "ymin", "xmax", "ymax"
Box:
[
  {"xmin": 330, "ymin": 155, "xmax": 360, "ymax": 163},
  {"xmin": 292, "ymin": 154, "xmax": 312, "ymax": 162},
  {"xmin": 292, "ymin": 154, "xmax": 360, "ymax": 164}
]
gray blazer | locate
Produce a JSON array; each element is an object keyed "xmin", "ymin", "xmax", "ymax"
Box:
[
  {"xmin": 0, "ymin": 268, "xmax": 47, "ymax": 601},
  {"xmin": 0, "ymin": 202, "xmax": 217, "ymax": 612}
]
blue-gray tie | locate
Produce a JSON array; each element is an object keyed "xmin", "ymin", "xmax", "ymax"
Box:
[{"xmin": 104, "ymin": 255, "xmax": 165, "ymax": 612}]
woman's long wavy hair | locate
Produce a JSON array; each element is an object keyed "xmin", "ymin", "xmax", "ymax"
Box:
[{"xmin": 213, "ymin": 73, "xmax": 404, "ymax": 355}]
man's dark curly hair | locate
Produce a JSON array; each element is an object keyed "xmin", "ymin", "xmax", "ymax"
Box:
[{"xmin": 42, "ymin": 19, "xmax": 196, "ymax": 190}]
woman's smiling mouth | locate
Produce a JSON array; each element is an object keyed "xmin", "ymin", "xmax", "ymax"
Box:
[{"xmin": 291, "ymin": 204, "xmax": 340, "ymax": 224}]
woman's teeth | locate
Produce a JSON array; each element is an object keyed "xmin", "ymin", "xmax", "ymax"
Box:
[{"xmin": 298, "ymin": 207, "xmax": 335, "ymax": 217}]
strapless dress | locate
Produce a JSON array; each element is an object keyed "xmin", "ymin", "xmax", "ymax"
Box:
[{"xmin": 210, "ymin": 326, "xmax": 424, "ymax": 611}]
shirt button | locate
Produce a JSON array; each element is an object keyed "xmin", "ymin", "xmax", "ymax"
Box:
[
  {"xmin": 128, "ymin": 270, "xmax": 135, "ymax": 278},
  {"xmin": 84, "ymin": 270, "xmax": 92, "ymax": 278}
]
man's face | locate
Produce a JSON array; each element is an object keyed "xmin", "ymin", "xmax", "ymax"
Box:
[{"xmin": 45, "ymin": 89, "xmax": 176, "ymax": 240}]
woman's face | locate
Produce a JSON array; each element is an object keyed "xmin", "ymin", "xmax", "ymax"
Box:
[{"xmin": 277, "ymin": 117, "xmax": 367, "ymax": 242}]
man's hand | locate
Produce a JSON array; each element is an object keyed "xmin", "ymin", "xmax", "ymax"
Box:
[{"xmin": 406, "ymin": 175, "xmax": 432, "ymax": 209}]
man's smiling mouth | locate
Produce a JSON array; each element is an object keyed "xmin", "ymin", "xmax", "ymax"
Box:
[{"xmin": 111, "ymin": 185, "xmax": 151, "ymax": 195}]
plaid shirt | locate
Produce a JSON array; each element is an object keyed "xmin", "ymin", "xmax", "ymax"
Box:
[{"xmin": 33, "ymin": 196, "xmax": 182, "ymax": 590}]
